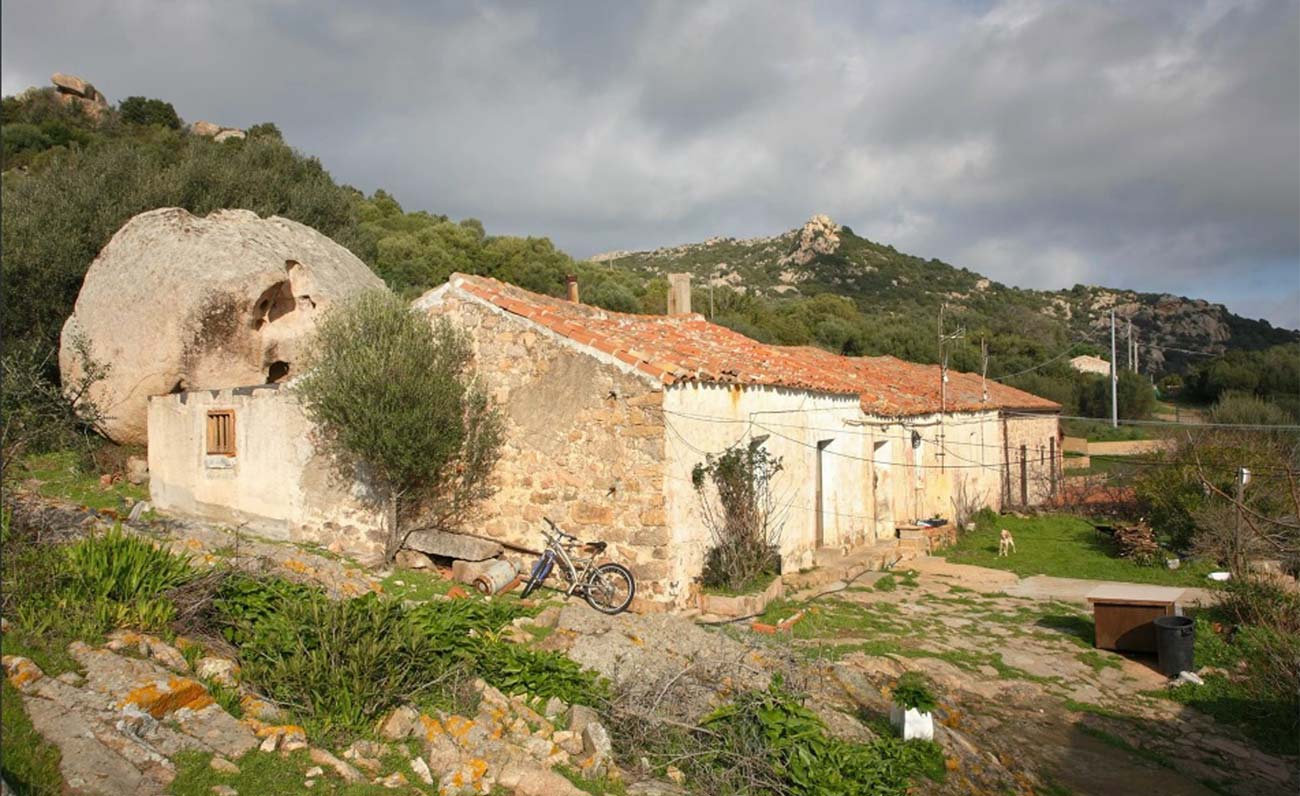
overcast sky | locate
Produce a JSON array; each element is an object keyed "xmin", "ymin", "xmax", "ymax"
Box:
[{"xmin": 3, "ymin": 0, "xmax": 1298, "ymax": 328}]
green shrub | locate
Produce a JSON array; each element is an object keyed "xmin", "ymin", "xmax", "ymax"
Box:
[
  {"xmin": 692, "ymin": 446, "xmax": 784, "ymax": 592},
  {"xmin": 477, "ymin": 641, "xmax": 606, "ymax": 706},
  {"xmin": 118, "ymin": 96, "xmax": 181, "ymax": 129},
  {"xmin": 63, "ymin": 527, "xmax": 192, "ymax": 604},
  {"xmin": 890, "ymin": 672, "xmax": 936, "ymax": 714},
  {"xmin": 687, "ymin": 676, "xmax": 942, "ymax": 796},
  {"xmin": 295, "ymin": 293, "xmax": 505, "ymax": 563},
  {"xmin": 233, "ymin": 590, "xmax": 445, "ymax": 736}
]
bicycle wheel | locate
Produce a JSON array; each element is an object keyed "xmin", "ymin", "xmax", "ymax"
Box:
[
  {"xmin": 583, "ymin": 563, "xmax": 635, "ymax": 614},
  {"xmin": 520, "ymin": 553, "xmax": 554, "ymax": 599}
]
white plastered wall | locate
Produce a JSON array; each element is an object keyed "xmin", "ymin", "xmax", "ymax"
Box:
[
  {"xmin": 147, "ymin": 386, "xmax": 387, "ymax": 563},
  {"xmin": 662, "ymin": 383, "xmax": 876, "ymax": 588}
]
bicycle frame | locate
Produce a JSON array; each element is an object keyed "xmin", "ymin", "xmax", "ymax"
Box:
[{"xmin": 541, "ymin": 527, "xmax": 601, "ymax": 596}]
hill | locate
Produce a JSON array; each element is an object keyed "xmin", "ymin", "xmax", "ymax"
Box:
[{"xmin": 594, "ymin": 215, "xmax": 1298, "ymax": 377}]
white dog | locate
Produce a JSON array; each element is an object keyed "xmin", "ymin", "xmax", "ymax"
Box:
[{"xmin": 998, "ymin": 528, "xmax": 1016, "ymax": 557}]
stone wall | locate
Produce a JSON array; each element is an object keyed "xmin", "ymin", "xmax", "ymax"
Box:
[
  {"xmin": 1001, "ymin": 412, "xmax": 1063, "ymax": 507},
  {"xmin": 420, "ymin": 293, "xmax": 675, "ymax": 607},
  {"xmin": 147, "ymin": 386, "xmax": 387, "ymax": 563}
]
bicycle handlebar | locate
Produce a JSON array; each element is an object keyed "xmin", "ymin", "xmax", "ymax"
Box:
[{"xmin": 542, "ymin": 516, "xmax": 578, "ymax": 542}]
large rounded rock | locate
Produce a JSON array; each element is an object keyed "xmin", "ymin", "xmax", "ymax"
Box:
[{"xmin": 60, "ymin": 208, "xmax": 386, "ymax": 444}]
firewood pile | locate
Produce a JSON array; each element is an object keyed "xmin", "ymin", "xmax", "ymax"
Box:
[{"xmin": 1113, "ymin": 523, "xmax": 1160, "ymax": 565}]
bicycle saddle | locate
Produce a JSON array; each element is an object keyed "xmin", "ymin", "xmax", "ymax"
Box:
[{"xmin": 583, "ymin": 541, "xmax": 608, "ymax": 553}]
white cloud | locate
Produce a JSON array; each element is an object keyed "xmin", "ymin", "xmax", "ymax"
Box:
[{"xmin": 1, "ymin": 0, "xmax": 1295, "ymax": 326}]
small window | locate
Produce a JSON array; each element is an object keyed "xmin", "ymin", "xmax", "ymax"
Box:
[{"xmin": 206, "ymin": 410, "xmax": 236, "ymax": 456}]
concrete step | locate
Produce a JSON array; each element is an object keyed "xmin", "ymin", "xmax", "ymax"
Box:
[{"xmin": 783, "ymin": 540, "xmax": 904, "ymax": 591}]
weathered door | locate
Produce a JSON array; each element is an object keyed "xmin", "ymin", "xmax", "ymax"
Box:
[{"xmin": 816, "ymin": 439, "xmax": 832, "ymax": 547}]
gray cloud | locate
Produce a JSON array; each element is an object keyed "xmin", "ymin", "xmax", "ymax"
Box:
[{"xmin": 2, "ymin": 0, "xmax": 1296, "ymax": 327}]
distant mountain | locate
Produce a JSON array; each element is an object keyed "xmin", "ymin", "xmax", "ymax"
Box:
[{"xmin": 593, "ymin": 216, "xmax": 1298, "ymax": 375}]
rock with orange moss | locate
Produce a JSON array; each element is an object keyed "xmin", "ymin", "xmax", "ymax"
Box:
[
  {"xmin": 2, "ymin": 654, "xmax": 45, "ymax": 690},
  {"xmin": 7, "ymin": 642, "xmax": 256, "ymax": 795}
]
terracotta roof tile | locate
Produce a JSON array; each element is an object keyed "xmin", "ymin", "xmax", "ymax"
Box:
[{"xmin": 447, "ymin": 274, "xmax": 1060, "ymax": 416}]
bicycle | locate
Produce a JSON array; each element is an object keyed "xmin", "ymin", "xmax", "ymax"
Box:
[{"xmin": 519, "ymin": 517, "xmax": 636, "ymax": 614}]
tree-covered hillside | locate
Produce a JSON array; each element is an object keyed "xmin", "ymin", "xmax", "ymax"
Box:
[{"xmin": 3, "ymin": 82, "xmax": 1296, "ymax": 424}]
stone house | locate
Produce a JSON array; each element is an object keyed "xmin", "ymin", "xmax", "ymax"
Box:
[
  {"xmin": 413, "ymin": 275, "xmax": 885, "ymax": 608},
  {"xmin": 778, "ymin": 348, "xmax": 1063, "ymax": 525},
  {"xmin": 1070, "ymin": 354, "xmax": 1112, "ymax": 376},
  {"xmin": 148, "ymin": 272, "xmax": 1061, "ymax": 609}
]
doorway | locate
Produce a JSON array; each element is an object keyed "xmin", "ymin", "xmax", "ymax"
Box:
[{"xmin": 816, "ymin": 439, "xmax": 833, "ymax": 547}]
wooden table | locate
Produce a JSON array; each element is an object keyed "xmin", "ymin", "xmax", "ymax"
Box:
[{"xmin": 1086, "ymin": 584, "xmax": 1185, "ymax": 653}]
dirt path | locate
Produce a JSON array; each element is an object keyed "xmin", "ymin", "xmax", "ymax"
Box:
[{"xmin": 906, "ymin": 556, "xmax": 1220, "ymax": 606}]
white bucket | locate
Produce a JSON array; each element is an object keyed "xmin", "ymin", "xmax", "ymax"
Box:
[{"xmin": 889, "ymin": 705, "xmax": 934, "ymax": 741}]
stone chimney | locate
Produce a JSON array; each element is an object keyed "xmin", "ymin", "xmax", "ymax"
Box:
[
  {"xmin": 667, "ymin": 273, "xmax": 691, "ymax": 315},
  {"xmin": 565, "ymin": 274, "xmax": 580, "ymax": 303}
]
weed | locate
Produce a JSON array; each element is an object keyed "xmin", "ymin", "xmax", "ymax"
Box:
[
  {"xmin": 1076, "ymin": 650, "xmax": 1121, "ymax": 673},
  {"xmin": 0, "ymin": 680, "xmax": 63, "ymax": 795},
  {"xmin": 890, "ymin": 672, "xmax": 936, "ymax": 713}
]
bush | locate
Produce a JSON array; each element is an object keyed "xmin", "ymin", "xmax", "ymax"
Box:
[
  {"xmin": 674, "ymin": 676, "xmax": 941, "ymax": 796},
  {"xmin": 2, "ymin": 133, "xmax": 366, "ymax": 348},
  {"xmin": 64, "ymin": 527, "xmax": 193, "ymax": 604},
  {"xmin": 230, "ymin": 589, "xmax": 447, "ymax": 736},
  {"xmin": 118, "ymin": 96, "xmax": 182, "ymax": 129},
  {"xmin": 295, "ymin": 292, "xmax": 505, "ymax": 562},
  {"xmin": 890, "ymin": 672, "xmax": 936, "ymax": 713},
  {"xmin": 214, "ymin": 575, "xmax": 603, "ymax": 736},
  {"xmin": 0, "ymin": 336, "xmax": 109, "ymax": 474},
  {"xmin": 692, "ymin": 446, "xmax": 784, "ymax": 592}
]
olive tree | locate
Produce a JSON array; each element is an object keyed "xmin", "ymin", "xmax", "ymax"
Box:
[{"xmin": 295, "ymin": 291, "xmax": 504, "ymax": 562}]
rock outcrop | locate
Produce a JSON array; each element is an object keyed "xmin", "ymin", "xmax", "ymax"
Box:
[
  {"xmin": 50, "ymin": 72, "xmax": 110, "ymax": 120},
  {"xmin": 190, "ymin": 120, "xmax": 247, "ymax": 141},
  {"xmin": 60, "ymin": 208, "xmax": 387, "ymax": 444},
  {"xmin": 778, "ymin": 214, "xmax": 841, "ymax": 267}
]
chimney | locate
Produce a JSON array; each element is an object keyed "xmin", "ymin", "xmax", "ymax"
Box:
[
  {"xmin": 667, "ymin": 273, "xmax": 691, "ymax": 315},
  {"xmin": 565, "ymin": 274, "xmax": 580, "ymax": 303}
]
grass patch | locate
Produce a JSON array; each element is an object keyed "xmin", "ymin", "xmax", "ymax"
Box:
[
  {"xmin": 0, "ymin": 680, "xmax": 64, "ymax": 795},
  {"xmin": 701, "ymin": 569, "xmax": 778, "ymax": 597},
  {"xmin": 169, "ymin": 748, "xmax": 436, "ymax": 795},
  {"xmin": 556, "ymin": 765, "xmax": 628, "ymax": 795},
  {"xmin": 17, "ymin": 450, "xmax": 147, "ymax": 513},
  {"xmin": 1061, "ymin": 419, "xmax": 1155, "ymax": 442},
  {"xmin": 1075, "ymin": 650, "xmax": 1122, "ymax": 673},
  {"xmin": 1034, "ymin": 613, "xmax": 1096, "ymax": 648},
  {"xmin": 945, "ymin": 514, "xmax": 1213, "ymax": 586},
  {"xmin": 1153, "ymin": 674, "xmax": 1298, "ymax": 757},
  {"xmin": 1076, "ymin": 724, "xmax": 1173, "ymax": 770},
  {"xmin": 379, "ymin": 569, "xmax": 455, "ymax": 602}
]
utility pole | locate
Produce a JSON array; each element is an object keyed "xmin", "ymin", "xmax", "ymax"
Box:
[
  {"xmin": 936, "ymin": 304, "xmax": 965, "ymax": 464},
  {"xmin": 1110, "ymin": 310, "xmax": 1118, "ymax": 428},
  {"xmin": 1127, "ymin": 318, "xmax": 1134, "ymax": 373},
  {"xmin": 1234, "ymin": 467, "xmax": 1250, "ymax": 574},
  {"xmin": 980, "ymin": 336, "xmax": 989, "ymax": 403}
]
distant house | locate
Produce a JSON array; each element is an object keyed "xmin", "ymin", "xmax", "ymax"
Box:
[
  {"xmin": 150, "ymin": 273, "xmax": 1062, "ymax": 609},
  {"xmin": 1070, "ymin": 355, "xmax": 1111, "ymax": 376}
]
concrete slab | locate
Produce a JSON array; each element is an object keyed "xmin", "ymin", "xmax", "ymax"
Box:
[{"xmin": 1008, "ymin": 575, "xmax": 1217, "ymax": 607}]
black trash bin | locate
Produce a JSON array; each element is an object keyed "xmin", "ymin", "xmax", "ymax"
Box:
[{"xmin": 1153, "ymin": 615, "xmax": 1195, "ymax": 676}]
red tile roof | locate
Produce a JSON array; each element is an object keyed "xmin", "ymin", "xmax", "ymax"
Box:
[
  {"xmin": 445, "ymin": 274, "xmax": 1059, "ymax": 416},
  {"xmin": 783, "ymin": 348, "xmax": 1060, "ymax": 415}
]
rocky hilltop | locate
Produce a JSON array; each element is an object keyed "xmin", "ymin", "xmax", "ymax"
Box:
[{"xmin": 595, "ymin": 216, "xmax": 1298, "ymax": 375}]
